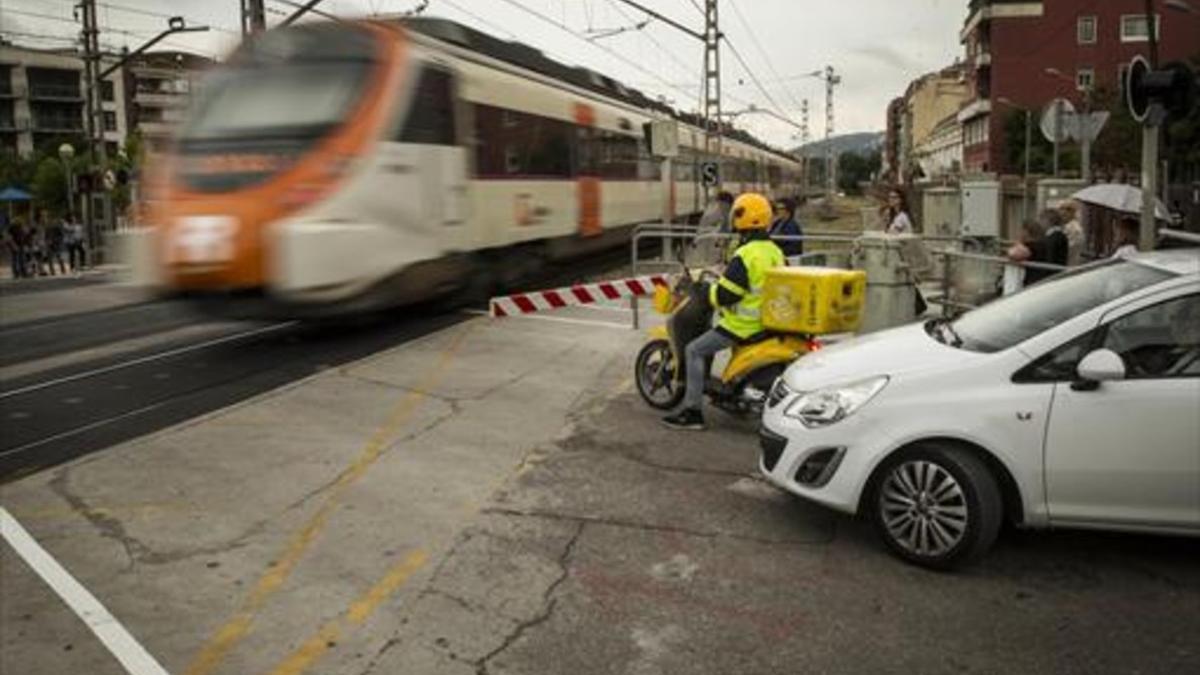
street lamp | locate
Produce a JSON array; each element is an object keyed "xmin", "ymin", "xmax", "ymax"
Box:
[
  {"xmin": 58, "ymin": 143, "xmax": 75, "ymax": 223},
  {"xmin": 997, "ymin": 98, "xmax": 1031, "ymax": 224}
]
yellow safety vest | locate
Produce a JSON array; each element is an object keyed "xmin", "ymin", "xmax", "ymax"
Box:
[{"xmin": 709, "ymin": 238, "xmax": 785, "ymax": 339}]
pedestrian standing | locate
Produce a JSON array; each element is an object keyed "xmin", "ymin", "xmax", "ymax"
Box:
[
  {"xmin": 1037, "ymin": 208, "xmax": 1069, "ymax": 269},
  {"xmin": 64, "ymin": 217, "xmax": 87, "ymax": 272},
  {"xmin": 880, "ymin": 188, "xmax": 913, "ymax": 234},
  {"xmin": 768, "ymin": 197, "xmax": 804, "ymax": 257},
  {"xmin": 694, "ymin": 191, "xmax": 734, "ymax": 264},
  {"xmin": 45, "ymin": 217, "xmax": 68, "ymax": 275},
  {"xmin": 1058, "ymin": 201, "xmax": 1085, "ymax": 266},
  {"xmin": 1111, "ymin": 216, "xmax": 1140, "ymax": 258}
]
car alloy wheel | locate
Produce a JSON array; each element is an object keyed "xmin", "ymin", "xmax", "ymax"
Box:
[
  {"xmin": 880, "ymin": 460, "xmax": 968, "ymax": 558},
  {"xmin": 870, "ymin": 443, "xmax": 1003, "ymax": 570}
]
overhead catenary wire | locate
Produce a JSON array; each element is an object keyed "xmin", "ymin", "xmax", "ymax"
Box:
[
  {"xmin": 41, "ymin": 0, "xmax": 240, "ymax": 35},
  {"xmin": 491, "ymin": 0, "xmax": 699, "ymax": 107},
  {"xmin": 603, "ymin": 0, "xmax": 695, "ymax": 85},
  {"xmin": 727, "ymin": 0, "xmax": 806, "ymax": 116}
]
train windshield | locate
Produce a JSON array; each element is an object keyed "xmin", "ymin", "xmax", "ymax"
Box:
[{"xmin": 180, "ymin": 24, "xmax": 378, "ymax": 143}]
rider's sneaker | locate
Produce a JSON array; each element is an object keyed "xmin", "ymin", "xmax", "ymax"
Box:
[{"xmin": 661, "ymin": 408, "xmax": 706, "ymax": 431}]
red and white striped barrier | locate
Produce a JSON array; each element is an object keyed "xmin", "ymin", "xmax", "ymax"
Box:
[{"xmin": 489, "ymin": 274, "xmax": 670, "ymax": 317}]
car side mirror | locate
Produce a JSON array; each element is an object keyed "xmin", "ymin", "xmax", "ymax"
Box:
[{"xmin": 1072, "ymin": 349, "xmax": 1126, "ymax": 391}]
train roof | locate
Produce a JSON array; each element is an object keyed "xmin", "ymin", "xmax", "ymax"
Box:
[{"xmin": 399, "ymin": 17, "xmax": 799, "ymax": 164}]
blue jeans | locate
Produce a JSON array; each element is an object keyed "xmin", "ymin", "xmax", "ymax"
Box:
[{"xmin": 683, "ymin": 328, "xmax": 735, "ymax": 411}]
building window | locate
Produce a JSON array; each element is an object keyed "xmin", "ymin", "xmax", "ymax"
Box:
[
  {"xmin": 101, "ymin": 80, "xmax": 115, "ymax": 102},
  {"xmin": 1077, "ymin": 16, "xmax": 1097, "ymax": 44},
  {"xmin": 103, "ymin": 111, "xmax": 117, "ymax": 131},
  {"xmin": 1076, "ymin": 68, "xmax": 1095, "ymax": 91},
  {"xmin": 1120, "ymin": 14, "xmax": 1159, "ymax": 42}
]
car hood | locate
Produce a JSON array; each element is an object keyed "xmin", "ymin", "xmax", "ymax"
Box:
[{"xmin": 784, "ymin": 322, "xmax": 984, "ymax": 391}]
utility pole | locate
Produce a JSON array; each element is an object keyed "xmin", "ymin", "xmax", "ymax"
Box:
[
  {"xmin": 800, "ymin": 98, "xmax": 810, "ymax": 189},
  {"xmin": 242, "ymin": 0, "xmax": 267, "ymax": 35},
  {"xmin": 78, "ymin": 0, "xmax": 105, "ymax": 252},
  {"xmin": 702, "ymin": 0, "xmax": 721, "ymax": 198},
  {"xmin": 824, "ymin": 65, "xmax": 840, "ymax": 198}
]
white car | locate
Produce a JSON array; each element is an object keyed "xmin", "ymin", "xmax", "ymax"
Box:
[{"xmin": 760, "ymin": 250, "xmax": 1200, "ymax": 569}]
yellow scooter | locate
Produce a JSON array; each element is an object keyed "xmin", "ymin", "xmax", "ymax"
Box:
[{"xmin": 635, "ymin": 267, "xmax": 819, "ymax": 415}]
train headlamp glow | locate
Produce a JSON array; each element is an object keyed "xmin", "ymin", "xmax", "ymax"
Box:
[{"xmin": 784, "ymin": 376, "xmax": 888, "ymax": 428}]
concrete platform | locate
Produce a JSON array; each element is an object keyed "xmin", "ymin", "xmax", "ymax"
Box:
[{"xmin": 3, "ymin": 303, "xmax": 1199, "ymax": 675}]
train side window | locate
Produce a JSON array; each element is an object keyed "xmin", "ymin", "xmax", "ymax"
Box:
[
  {"xmin": 474, "ymin": 104, "xmax": 573, "ymax": 178},
  {"xmin": 397, "ymin": 66, "xmax": 456, "ymax": 145}
]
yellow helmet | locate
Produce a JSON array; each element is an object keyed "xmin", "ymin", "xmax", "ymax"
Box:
[{"xmin": 730, "ymin": 193, "xmax": 772, "ymax": 231}]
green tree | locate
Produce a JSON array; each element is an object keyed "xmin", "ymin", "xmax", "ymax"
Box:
[
  {"xmin": 838, "ymin": 150, "xmax": 881, "ymax": 195},
  {"xmin": 1089, "ymin": 86, "xmax": 1140, "ymax": 176},
  {"xmin": 31, "ymin": 157, "xmax": 68, "ymax": 217}
]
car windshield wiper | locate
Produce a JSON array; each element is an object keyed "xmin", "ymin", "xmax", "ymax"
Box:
[{"xmin": 927, "ymin": 318, "xmax": 964, "ymax": 348}]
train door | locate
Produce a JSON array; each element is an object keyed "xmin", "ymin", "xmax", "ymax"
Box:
[{"xmin": 390, "ymin": 64, "xmax": 470, "ymax": 249}]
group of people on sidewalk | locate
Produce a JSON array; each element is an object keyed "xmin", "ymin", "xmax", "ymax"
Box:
[
  {"xmin": 2, "ymin": 215, "xmax": 88, "ymax": 279},
  {"xmin": 1004, "ymin": 201, "xmax": 1141, "ymax": 293}
]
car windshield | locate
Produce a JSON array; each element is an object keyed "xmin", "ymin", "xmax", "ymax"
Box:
[{"xmin": 947, "ymin": 260, "xmax": 1174, "ymax": 353}]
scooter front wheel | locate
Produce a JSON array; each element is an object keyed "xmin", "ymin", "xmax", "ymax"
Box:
[{"xmin": 635, "ymin": 339, "xmax": 685, "ymax": 410}]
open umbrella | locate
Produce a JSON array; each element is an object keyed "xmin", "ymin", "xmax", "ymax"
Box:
[{"xmin": 1071, "ymin": 184, "xmax": 1170, "ymax": 220}]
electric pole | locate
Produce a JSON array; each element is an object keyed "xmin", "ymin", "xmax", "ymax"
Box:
[
  {"xmin": 242, "ymin": 0, "xmax": 267, "ymax": 35},
  {"xmin": 800, "ymin": 98, "xmax": 810, "ymax": 189},
  {"xmin": 824, "ymin": 65, "xmax": 840, "ymax": 198},
  {"xmin": 78, "ymin": 0, "xmax": 105, "ymax": 250},
  {"xmin": 702, "ymin": 0, "xmax": 721, "ymax": 197}
]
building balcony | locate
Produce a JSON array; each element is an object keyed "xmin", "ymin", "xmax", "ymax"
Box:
[
  {"xmin": 0, "ymin": 118, "xmax": 28, "ymax": 132},
  {"xmin": 28, "ymin": 84, "xmax": 85, "ymax": 101},
  {"xmin": 957, "ymin": 99, "xmax": 992, "ymax": 123},
  {"xmin": 961, "ymin": 2, "xmax": 1044, "ymax": 42},
  {"xmin": 31, "ymin": 117, "xmax": 85, "ymax": 132},
  {"xmin": 0, "ymin": 84, "xmax": 23, "ymax": 99},
  {"xmin": 134, "ymin": 91, "xmax": 187, "ymax": 108}
]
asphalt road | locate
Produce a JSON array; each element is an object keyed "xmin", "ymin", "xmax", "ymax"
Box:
[
  {"xmin": 0, "ymin": 252, "xmax": 633, "ymax": 482},
  {"xmin": 0, "ymin": 303, "xmax": 465, "ymax": 481}
]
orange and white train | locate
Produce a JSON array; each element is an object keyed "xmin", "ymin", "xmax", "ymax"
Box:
[{"xmin": 127, "ymin": 17, "xmax": 803, "ymax": 318}]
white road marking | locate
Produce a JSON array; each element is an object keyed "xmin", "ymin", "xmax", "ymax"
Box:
[
  {"xmin": 0, "ymin": 321, "xmax": 296, "ymax": 400},
  {"xmin": 0, "ymin": 401, "xmax": 167, "ymax": 459},
  {"xmin": 0, "ymin": 507, "xmax": 170, "ymax": 675}
]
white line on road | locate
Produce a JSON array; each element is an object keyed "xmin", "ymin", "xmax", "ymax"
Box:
[
  {"xmin": 0, "ymin": 321, "xmax": 297, "ymax": 400},
  {"xmin": 0, "ymin": 401, "xmax": 167, "ymax": 459},
  {"xmin": 0, "ymin": 507, "xmax": 171, "ymax": 675}
]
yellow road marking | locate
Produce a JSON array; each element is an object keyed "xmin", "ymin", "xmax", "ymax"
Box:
[
  {"xmin": 184, "ymin": 326, "xmax": 471, "ymax": 675},
  {"xmin": 265, "ymin": 550, "xmax": 428, "ymax": 675}
]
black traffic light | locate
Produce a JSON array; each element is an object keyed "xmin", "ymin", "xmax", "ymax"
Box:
[
  {"xmin": 1126, "ymin": 55, "xmax": 1197, "ymax": 125},
  {"xmin": 76, "ymin": 172, "xmax": 94, "ymax": 193}
]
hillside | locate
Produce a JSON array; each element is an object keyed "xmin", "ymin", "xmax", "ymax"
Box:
[{"xmin": 794, "ymin": 131, "xmax": 884, "ymax": 158}]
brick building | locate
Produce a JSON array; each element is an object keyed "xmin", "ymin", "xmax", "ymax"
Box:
[{"xmin": 958, "ymin": 0, "xmax": 1200, "ymax": 174}]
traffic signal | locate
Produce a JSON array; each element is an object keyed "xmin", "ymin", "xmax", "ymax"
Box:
[
  {"xmin": 1126, "ymin": 55, "xmax": 1197, "ymax": 125},
  {"xmin": 76, "ymin": 172, "xmax": 94, "ymax": 193}
]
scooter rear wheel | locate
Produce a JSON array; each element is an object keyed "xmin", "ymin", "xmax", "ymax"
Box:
[{"xmin": 635, "ymin": 339, "xmax": 685, "ymax": 410}]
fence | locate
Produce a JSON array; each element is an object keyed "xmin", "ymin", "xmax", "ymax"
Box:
[{"xmin": 627, "ymin": 223, "xmax": 1078, "ymax": 328}]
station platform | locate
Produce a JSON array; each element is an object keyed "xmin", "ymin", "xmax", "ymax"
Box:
[{"xmin": 3, "ymin": 302, "xmax": 1199, "ymax": 675}]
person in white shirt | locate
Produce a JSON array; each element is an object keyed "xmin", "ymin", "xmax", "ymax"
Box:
[
  {"xmin": 1058, "ymin": 200, "xmax": 1085, "ymax": 266},
  {"xmin": 881, "ymin": 188, "xmax": 913, "ymax": 234}
]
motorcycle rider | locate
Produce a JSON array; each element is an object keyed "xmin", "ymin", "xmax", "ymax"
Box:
[{"xmin": 663, "ymin": 192, "xmax": 785, "ymax": 430}]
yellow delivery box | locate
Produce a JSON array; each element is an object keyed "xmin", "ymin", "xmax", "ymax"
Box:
[{"xmin": 762, "ymin": 267, "xmax": 867, "ymax": 335}]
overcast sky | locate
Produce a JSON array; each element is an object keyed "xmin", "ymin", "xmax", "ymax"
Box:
[{"xmin": 2, "ymin": 0, "xmax": 967, "ymax": 147}]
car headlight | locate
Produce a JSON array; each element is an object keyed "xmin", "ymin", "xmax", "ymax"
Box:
[{"xmin": 784, "ymin": 376, "xmax": 889, "ymax": 428}]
